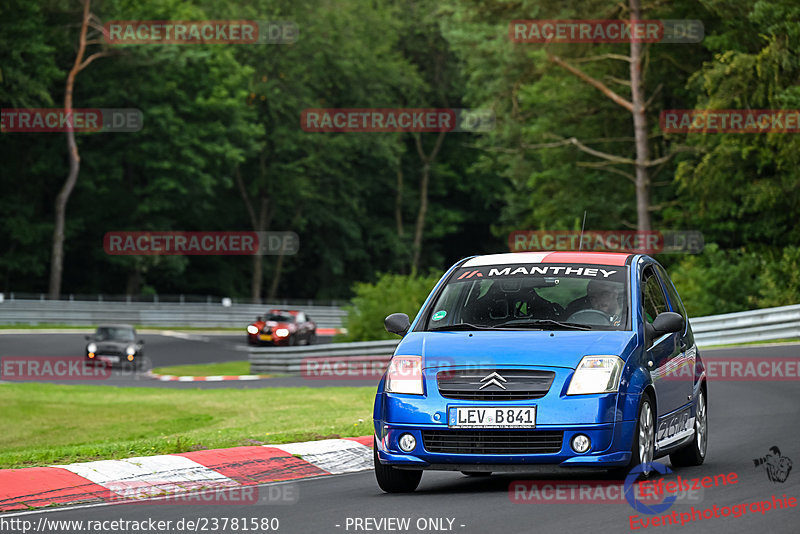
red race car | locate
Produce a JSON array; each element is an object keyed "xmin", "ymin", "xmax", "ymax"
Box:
[{"xmin": 246, "ymin": 309, "xmax": 317, "ymax": 346}]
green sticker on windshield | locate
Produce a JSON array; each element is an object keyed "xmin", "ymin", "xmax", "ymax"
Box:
[{"xmin": 432, "ymin": 310, "xmax": 447, "ymax": 321}]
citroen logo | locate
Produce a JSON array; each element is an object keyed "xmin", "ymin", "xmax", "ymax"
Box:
[{"xmin": 479, "ymin": 371, "xmax": 507, "ymax": 390}]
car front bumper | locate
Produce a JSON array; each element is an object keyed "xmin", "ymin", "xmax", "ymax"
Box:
[
  {"xmin": 374, "ymin": 421, "xmax": 635, "ymax": 469},
  {"xmin": 374, "ymin": 366, "xmax": 637, "ymax": 469}
]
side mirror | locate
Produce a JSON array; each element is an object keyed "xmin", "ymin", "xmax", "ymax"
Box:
[
  {"xmin": 84, "ymin": 335, "xmax": 90, "ymax": 340},
  {"xmin": 138, "ymin": 339, "xmax": 145, "ymax": 344},
  {"xmin": 257, "ymin": 316, "xmax": 263, "ymax": 322},
  {"xmin": 652, "ymin": 312, "xmax": 684, "ymax": 335},
  {"xmin": 385, "ymin": 313, "xmax": 411, "ymax": 336}
]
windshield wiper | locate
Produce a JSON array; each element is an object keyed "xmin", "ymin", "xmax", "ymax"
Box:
[
  {"xmin": 493, "ymin": 319, "xmax": 592, "ymax": 331},
  {"xmin": 428, "ymin": 322, "xmax": 498, "ymax": 331}
]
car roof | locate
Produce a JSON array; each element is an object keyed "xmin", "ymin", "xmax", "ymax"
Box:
[
  {"xmin": 269, "ymin": 309, "xmax": 299, "ymax": 315},
  {"xmin": 96, "ymin": 324, "xmax": 135, "ymax": 329},
  {"xmin": 461, "ymin": 251, "xmax": 633, "ymax": 267}
]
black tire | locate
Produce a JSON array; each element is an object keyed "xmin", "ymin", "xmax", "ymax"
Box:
[
  {"xmin": 288, "ymin": 335, "xmax": 297, "ymax": 346},
  {"xmin": 373, "ymin": 439, "xmax": 422, "ymax": 493},
  {"xmin": 611, "ymin": 392, "xmax": 656, "ymax": 480},
  {"xmin": 308, "ymin": 333, "xmax": 316, "ymax": 345},
  {"xmin": 461, "ymin": 471, "xmax": 492, "ymax": 477},
  {"xmin": 669, "ymin": 388, "xmax": 707, "ymax": 467}
]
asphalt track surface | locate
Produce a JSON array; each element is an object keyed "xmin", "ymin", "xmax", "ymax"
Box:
[
  {"xmin": 2, "ymin": 343, "xmax": 800, "ymax": 533},
  {"xmin": 0, "ymin": 332, "xmax": 383, "ymax": 388}
]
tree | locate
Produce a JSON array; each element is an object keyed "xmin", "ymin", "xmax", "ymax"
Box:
[{"xmin": 49, "ymin": 0, "xmax": 113, "ymax": 298}]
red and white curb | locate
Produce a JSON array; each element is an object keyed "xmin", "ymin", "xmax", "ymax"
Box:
[
  {"xmin": 146, "ymin": 371, "xmax": 270, "ymax": 382},
  {"xmin": 0, "ymin": 437, "xmax": 373, "ymax": 512}
]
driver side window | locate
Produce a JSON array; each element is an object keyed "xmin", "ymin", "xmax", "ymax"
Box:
[{"xmin": 642, "ymin": 268, "xmax": 668, "ymax": 324}]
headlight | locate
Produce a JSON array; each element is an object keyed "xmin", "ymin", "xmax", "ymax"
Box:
[
  {"xmin": 87, "ymin": 343, "xmax": 97, "ymax": 353},
  {"xmin": 385, "ymin": 355, "xmax": 423, "ymax": 395},
  {"xmin": 567, "ymin": 355, "xmax": 625, "ymax": 395},
  {"xmin": 126, "ymin": 345, "xmax": 136, "ymax": 356},
  {"xmin": 247, "ymin": 325, "xmax": 259, "ymax": 335},
  {"xmin": 276, "ymin": 328, "xmax": 289, "ymax": 337}
]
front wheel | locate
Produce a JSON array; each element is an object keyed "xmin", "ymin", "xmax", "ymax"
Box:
[
  {"xmin": 611, "ymin": 393, "xmax": 655, "ymax": 479},
  {"xmin": 373, "ymin": 439, "xmax": 422, "ymax": 493},
  {"xmin": 669, "ymin": 389, "xmax": 707, "ymax": 467}
]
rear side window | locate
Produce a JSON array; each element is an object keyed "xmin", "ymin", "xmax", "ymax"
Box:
[
  {"xmin": 642, "ymin": 268, "xmax": 668, "ymax": 324},
  {"xmin": 655, "ymin": 264, "xmax": 688, "ymax": 321}
]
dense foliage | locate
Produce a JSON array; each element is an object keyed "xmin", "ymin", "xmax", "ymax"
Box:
[{"xmin": 1, "ymin": 0, "xmax": 798, "ymax": 318}]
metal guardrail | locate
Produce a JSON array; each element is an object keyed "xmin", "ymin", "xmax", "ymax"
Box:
[
  {"xmin": 248, "ymin": 304, "xmax": 800, "ymax": 375},
  {"xmin": 0, "ymin": 299, "xmax": 346, "ymax": 329},
  {"xmin": 249, "ymin": 340, "xmax": 399, "ymax": 374},
  {"xmin": 690, "ymin": 304, "xmax": 800, "ymax": 347}
]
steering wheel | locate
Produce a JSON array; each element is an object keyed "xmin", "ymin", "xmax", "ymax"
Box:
[{"xmin": 566, "ymin": 309, "xmax": 612, "ymax": 326}]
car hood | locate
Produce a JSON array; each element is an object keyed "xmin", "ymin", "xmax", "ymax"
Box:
[
  {"xmin": 396, "ymin": 330, "xmax": 638, "ymax": 370},
  {"xmin": 264, "ymin": 321, "xmax": 295, "ymax": 330},
  {"xmin": 90, "ymin": 340, "xmax": 132, "ymax": 350}
]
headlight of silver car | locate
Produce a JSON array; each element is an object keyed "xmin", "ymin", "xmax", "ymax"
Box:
[
  {"xmin": 87, "ymin": 342, "xmax": 97, "ymax": 353},
  {"xmin": 567, "ymin": 355, "xmax": 625, "ymax": 395},
  {"xmin": 126, "ymin": 345, "xmax": 136, "ymax": 356}
]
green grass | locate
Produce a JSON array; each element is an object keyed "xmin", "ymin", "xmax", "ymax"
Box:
[
  {"xmin": 0, "ymin": 383, "xmax": 374, "ymax": 469},
  {"xmin": 151, "ymin": 362, "xmax": 254, "ymax": 376}
]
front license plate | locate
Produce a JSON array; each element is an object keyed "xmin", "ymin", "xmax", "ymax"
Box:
[
  {"xmin": 448, "ymin": 406, "xmax": 536, "ymax": 428},
  {"xmin": 259, "ymin": 334, "xmax": 272, "ymax": 341},
  {"xmin": 99, "ymin": 355, "xmax": 120, "ymax": 363}
]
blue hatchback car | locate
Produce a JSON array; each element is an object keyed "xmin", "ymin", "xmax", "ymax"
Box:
[{"xmin": 373, "ymin": 251, "xmax": 707, "ymax": 492}]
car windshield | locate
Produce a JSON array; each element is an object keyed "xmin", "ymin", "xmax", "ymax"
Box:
[
  {"xmin": 95, "ymin": 327, "xmax": 135, "ymax": 341},
  {"xmin": 267, "ymin": 313, "xmax": 295, "ymax": 323},
  {"xmin": 424, "ymin": 263, "xmax": 629, "ymax": 331}
]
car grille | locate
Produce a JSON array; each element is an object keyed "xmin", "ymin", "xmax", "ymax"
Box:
[
  {"xmin": 421, "ymin": 430, "xmax": 563, "ymax": 454},
  {"xmin": 437, "ymin": 369, "xmax": 555, "ymax": 401}
]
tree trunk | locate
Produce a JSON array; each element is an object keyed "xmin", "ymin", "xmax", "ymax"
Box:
[
  {"xmin": 395, "ymin": 164, "xmax": 404, "ymax": 237},
  {"xmin": 629, "ymin": 0, "xmax": 651, "ymax": 231},
  {"xmin": 236, "ymin": 164, "xmax": 271, "ymax": 304},
  {"xmin": 48, "ymin": 0, "xmax": 111, "ymax": 298},
  {"xmin": 411, "ymin": 131, "xmax": 446, "ymax": 273},
  {"xmin": 48, "ymin": 0, "xmax": 91, "ymax": 299},
  {"xmin": 267, "ymin": 206, "xmax": 302, "ymax": 300}
]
